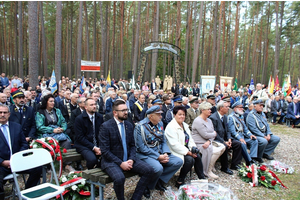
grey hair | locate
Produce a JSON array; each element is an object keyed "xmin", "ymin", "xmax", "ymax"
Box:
[
  {"xmin": 199, "ymin": 101, "xmax": 212, "ymax": 111},
  {"xmin": 0, "ymin": 104, "xmax": 10, "ymax": 113},
  {"xmin": 70, "ymin": 93, "xmax": 78, "ymax": 98},
  {"xmin": 77, "ymin": 96, "xmax": 86, "ymax": 104},
  {"xmin": 41, "ymin": 90, "xmax": 51, "ymax": 99},
  {"xmin": 216, "ymin": 100, "xmax": 225, "ymax": 111},
  {"xmin": 24, "ymin": 91, "xmax": 31, "ymax": 96}
]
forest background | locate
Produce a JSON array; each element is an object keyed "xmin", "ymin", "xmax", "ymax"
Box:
[{"xmin": 0, "ymin": 1, "xmax": 300, "ymax": 88}]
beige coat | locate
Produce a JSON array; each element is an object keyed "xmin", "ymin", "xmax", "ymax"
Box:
[
  {"xmin": 185, "ymin": 107, "xmax": 200, "ymax": 131},
  {"xmin": 165, "ymin": 118, "xmax": 196, "ymax": 161}
]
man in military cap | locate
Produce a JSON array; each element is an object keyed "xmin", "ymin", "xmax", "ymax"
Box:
[
  {"xmin": 206, "ymin": 95, "xmax": 217, "ymax": 114},
  {"xmin": 185, "ymin": 97, "xmax": 200, "ymax": 130},
  {"xmin": 165, "ymin": 96, "xmax": 182, "ymax": 124},
  {"xmin": 246, "ymin": 100, "xmax": 280, "ymax": 160},
  {"xmin": 227, "ymin": 101, "xmax": 260, "ymax": 165},
  {"xmin": 9, "ymin": 90, "xmax": 36, "ymax": 141},
  {"xmin": 134, "ymin": 105, "xmax": 182, "ymax": 197}
]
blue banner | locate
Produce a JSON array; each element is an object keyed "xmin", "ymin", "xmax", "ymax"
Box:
[{"xmin": 49, "ymin": 70, "xmax": 57, "ymax": 94}]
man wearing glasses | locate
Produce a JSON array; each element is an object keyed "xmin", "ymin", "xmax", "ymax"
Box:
[
  {"xmin": 227, "ymin": 101, "xmax": 259, "ymax": 165},
  {"xmin": 246, "ymin": 100, "xmax": 280, "ymax": 161}
]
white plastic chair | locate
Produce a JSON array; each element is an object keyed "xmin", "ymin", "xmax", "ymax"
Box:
[
  {"xmin": 10, "ymin": 149, "xmax": 64, "ymax": 200},
  {"xmin": 3, "ymin": 174, "xmax": 19, "ymax": 200}
]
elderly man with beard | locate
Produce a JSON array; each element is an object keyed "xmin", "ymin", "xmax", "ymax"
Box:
[
  {"xmin": 9, "ymin": 91, "xmax": 36, "ymax": 141},
  {"xmin": 246, "ymin": 100, "xmax": 280, "ymax": 161},
  {"xmin": 227, "ymin": 101, "xmax": 259, "ymax": 165}
]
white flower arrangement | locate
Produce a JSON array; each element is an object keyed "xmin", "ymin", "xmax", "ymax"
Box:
[{"xmin": 71, "ymin": 185, "xmax": 78, "ymax": 191}]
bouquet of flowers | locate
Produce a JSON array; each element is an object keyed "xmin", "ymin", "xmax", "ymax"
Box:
[
  {"xmin": 29, "ymin": 137, "xmax": 67, "ymax": 177},
  {"xmin": 56, "ymin": 171, "xmax": 91, "ymax": 200},
  {"xmin": 238, "ymin": 163, "xmax": 287, "ymax": 191},
  {"xmin": 267, "ymin": 160, "xmax": 294, "ymax": 174}
]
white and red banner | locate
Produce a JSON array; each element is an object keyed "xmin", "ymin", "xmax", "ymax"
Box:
[{"xmin": 81, "ymin": 60, "xmax": 101, "ymax": 72}]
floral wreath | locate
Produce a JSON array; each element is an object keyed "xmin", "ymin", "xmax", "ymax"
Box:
[{"xmin": 30, "ymin": 137, "xmax": 67, "ymax": 177}]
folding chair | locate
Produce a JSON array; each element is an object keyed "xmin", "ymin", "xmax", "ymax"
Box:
[
  {"xmin": 10, "ymin": 149, "xmax": 65, "ymax": 200},
  {"xmin": 3, "ymin": 174, "xmax": 19, "ymax": 200}
]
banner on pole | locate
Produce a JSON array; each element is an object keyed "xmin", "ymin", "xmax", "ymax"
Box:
[
  {"xmin": 200, "ymin": 75, "xmax": 216, "ymax": 94},
  {"xmin": 81, "ymin": 60, "xmax": 101, "ymax": 72},
  {"xmin": 219, "ymin": 76, "xmax": 234, "ymax": 92}
]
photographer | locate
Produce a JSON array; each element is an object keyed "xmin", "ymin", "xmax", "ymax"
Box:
[
  {"xmin": 165, "ymin": 106, "xmax": 205, "ymax": 188},
  {"xmin": 134, "ymin": 105, "xmax": 182, "ymax": 197}
]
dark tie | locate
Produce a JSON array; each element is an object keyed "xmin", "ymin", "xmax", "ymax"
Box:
[
  {"xmin": 221, "ymin": 116, "xmax": 224, "ymax": 122},
  {"xmin": 19, "ymin": 107, "xmax": 23, "ymax": 115},
  {"xmin": 120, "ymin": 122, "xmax": 127, "ymax": 161},
  {"xmin": 91, "ymin": 116, "xmax": 97, "ymax": 146}
]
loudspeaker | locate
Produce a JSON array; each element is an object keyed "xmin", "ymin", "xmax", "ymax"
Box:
[{"xmin": 128, "ymin": 70, "xmax": 132, "ymax": 80}]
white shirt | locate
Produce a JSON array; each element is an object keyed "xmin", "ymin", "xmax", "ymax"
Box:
[
  {"xmin": 217, "ymin": 111, "xmax": 224, "ymax": 121},
  {"xmin": 87, "ymin": 112, "xmax": 95, "ymax": 124},
  {"xmin": 114, "ymin": 117, "xmax": 124, "ymax": 138}
]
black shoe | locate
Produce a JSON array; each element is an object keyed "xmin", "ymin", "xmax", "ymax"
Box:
[
  {"xmin": 263, "ymin": 154, "xmax": 274, "ymax": 160},
  {"xmin": 230, "ymin": 165, "xmax": 241, "ymax": 170},
  {"xmin": 253, "ymin": 157, "xmax": 264, "ymax": 163},
  {"xmin": 155, "ymin": 179, "xmax": 166, "ymax": 191},
  {"xmin": 143, "ymin": 187, "xmax": 151, "ymax": 198},
  {"xmin": 175, "ymin": 178, "xmax": 185, "ymax": 189},
  {"xmin": 76, "ymin": 163, "xmax": 83, "ymax": 171},
  {"xmin": 221, "ymin": 168, "xmax": 233, "ymax": 175}
]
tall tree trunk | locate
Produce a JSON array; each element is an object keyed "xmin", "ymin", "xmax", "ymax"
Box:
[
  {"xmin": 68, "ymin": 2, "xmax": 73, "ymax": 78},
  {"xmin": 132, "ymin": 2, "xmax": 141, "ymax": 77},
  {"xmin": 14, "ymin": 2, "xmax": 18, "ymax": 76},
  {"xmin": 184, "ymin": 2, "xmax": 190, "ymax": 83},
  {"xmin": 231, "ymin": 1, "xmax": 239, "ymax": 78},
  {"xmin": 28, "ymin": 2, "xmax": 39, "ymax": 88},
  {"xmin": 216, "ymin": 2, "xmax": 224, "ymax": 78},
  {"xmin": 150, "ymin": 1, "xmax": 159, "ymax": 80},
  {"xmin": 99, "ymin": 2, "xmax": 106, "ymax": 77},
  {"xmin": 191, "ymin": 2, "xmax": 204, "ymax": 84},
  {"xmin": 120, "ymin": 2, "xmax": 124, "ymax": 79},
  {"xmin": 200, "ymin": 2, "xmax": 206, "ymax": 76},
  {"xmin": 55, "ymin": 1, "xmax": 62, "ymax": 84},
  {"xmin": 261, "ymin": 2, "xmax": 270, "ymax": 84},
  {"xmin": 210, "ymin": 2, "xmax": 218, "ymax": 75},
  {"xmin": 144, "ymin": 1, "xmax": 151, "ymax": 81},
  {"xmin": 111, "ymin": 1, "xmax": 116, "ymax": 79},
  {"xmin": 18, "ymin": 1, "xmax": 23, "ymax": 78},
  {"xmin": 77, "ymin": 2, "xmax": 83, "ymax": 78},
  {"xmin": 274, "ymin": 2, "xmax": 280, "ymax": 78},
  {"xmin": 280, "ymin": 41, "xmax": 288, "ymax": 82},
  {"xmin": 39, "ymin": 1, "xmax": 48, "ymax": 78},
  {"xmin": 288, "ymin": 41, "xmax": 293, "ymax": 72},
  {"xmin": 221, "ymin": 2, "xmax": 226, "ymax": 76},
  {"xmin": 83, "ymin": 2, "xmax": 90, "ymax": 78},
  {"xmin": 2, "ymin": 3, "xmax": 7, "ymax": 73}
]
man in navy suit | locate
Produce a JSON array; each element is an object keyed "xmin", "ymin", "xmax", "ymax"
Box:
[
  {"xmin": 0, "ymin": 105, "xmax": 42, "ymax": 200},
  {"xmin": 9, "ymin": 91, "xmax": 36, "ymax": 141},
  {"xmin": 271, "ymin": 95, "xmax": 285, "ymax": 124},
  {"xmin": 74, "ymin": 98, "xmax": 104, "ymax": 169},
  {"xmin": 286, "ymin": 97, "xmax": 300, "ymax": 128},
  {"xmin": 210, "ymin": 101, "xmax": 242, "ymax": 171},
  {"xmin": 99, "ymin": 99, "xmax": 153, "ymax": 200}
]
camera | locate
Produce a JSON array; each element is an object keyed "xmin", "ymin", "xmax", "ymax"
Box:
[{"xmin": 191, "ymin": 146, "xmax": 199, "ymax": 154}]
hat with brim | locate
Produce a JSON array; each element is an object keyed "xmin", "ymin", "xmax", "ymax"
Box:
[
  {"xmin": 232, "ymin": 101, "xmax": 243, "ymax": 109},
  {"xmin": 221, "ymin": 96, "xmax": 231, "ymax": 102},
  {"xmin": 189, "ymin": 97, "xmax": 199, "ymax": 104},
  {"xmin": 146, "ymin": 105, "xmax": 163, "ymax": 115},
  {"xmin": 152, "ymin": 99, "xmax": 163, "ymax": 105},
  {"xmin": 172, "ymin": 95, "xmax": 183, "ymax": 103},
  {"xmin": 253, "ymin": 99, "xmax": 264, "ymax": 105},
  {"xmin": 11, "ymin": 91, "xmax": 25, "ymax": 99},
  {"xmin": 207, "ymin": 95, "xmax": 216, "ymax": 100}
]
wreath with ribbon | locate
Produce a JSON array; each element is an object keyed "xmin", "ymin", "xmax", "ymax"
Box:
[{"xmin": 30, "ymin": 137, "xmax": 67, "ymax": 178}]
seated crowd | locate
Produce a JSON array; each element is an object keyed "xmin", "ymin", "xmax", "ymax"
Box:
[{"xmin": 0, "ymin": 73, "xmax": 292, "ymax": 200}]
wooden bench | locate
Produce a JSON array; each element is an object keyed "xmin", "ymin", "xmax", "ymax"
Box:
[
  {"xmin": 63, "ymin": 148, "xmax": 84, "ymax": 163},
  {"xmin": 82, "ymin": 168, "xmax": 138, "ymax": 200}
]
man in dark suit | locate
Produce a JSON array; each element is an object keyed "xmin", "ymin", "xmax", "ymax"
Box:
[
  {"xmin": 132, "ymin": 94, "xmax": 147, "ymax": 123},
  {"xmin": 90, "ymin": 91, "xmax": 105, "ymax": 114},
  {"xmin": 192, "ymin": 84, "xmax": 200, "ymax": 97},
  {"xmin": 285, "ymin": 97, "xmax": 300, "ymax": 128},
  {"xmin": 171, "ymin": 83, "xmax": 179, "ymax": 96},
  {"xmin": 150, "ymin": 79, "xmax": 157, "ymax": 93},
  {"xmin": 70, "ymin": 96, "xmax": 86, "ymax": 142},
  {"xmin": 54, "ymin": 89, "xmax": 65, "ymax": 108},
  {"xmin": 9, "ymin": 91, "xmax": 36, "ymax": 141},
  {"xmin": 210, "ymin": 100, "xmax": 242, "ymax": 171},
  {"xmin": 99, "ymin": 100, "xmax": 153, "ymax": 200},
  {"xmin": 207, "ymin": 95, "xmax": 217, "ymax": 114},
  {"xmin": 129, "ymin": 90, "xmax": 139, "ymax": 111},
  {"xmin": 0, "ymin": 105, "xmax": 42, "ymax": 200},
  {"xmin": 271, "ymin": 95, "xmax": 285, "ymax": 124},
  {"xmin": 74, "ymin": 99, "xmax": 104, "ymax": 169}
]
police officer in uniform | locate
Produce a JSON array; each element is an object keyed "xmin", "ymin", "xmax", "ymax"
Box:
[
  {"xmin": 9, "ymin": 91, "xmax": 36, "ymax": 141},
  {"xmin": 227, "ymin": 101, "xmax": 259, "ymax": 165},
  {"xmin": 134, "ymin": 105, "xmax": 182, "ymax": 197},
  {"xmin": 246, "ymin": 100, "xmax": 280, "ymax": 160}
]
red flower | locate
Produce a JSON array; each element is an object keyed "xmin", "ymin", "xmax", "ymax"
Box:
[
  {"xmin": 260, "ymin": 176, "xmax": 266, "ymax": 181},
  {"xmin": 260, "ymin": 165, "xmax": 267, "ymax": 171},
  {"xmin": 50, "ymin": 151, "xmax": 54, "ymax": 156},
  {"xmin": 42, "ymin": 144, "xmax": 46, "ymax": 148},
  {"xmin": 56, "ymin": 156, "xmax": 61, "ymax": 161},
  {"xmin": 49, "ymin": 140, "xmax": 54, "ymax": 143},
  {"xmin": 51, "ymin": 145, "xmax": 55, "ymax": 149},
  {"xmin": 247, "ymin": 172, "xmax": 252, "ymax": 178},
  {"xmin": 56, "ymin": 145, "xmax": 60, "ymax": 149},
  {"xmin": 79, "ymin": 190, "xmax": 91, "ymax": 196},
  {"xmin": 271, "ymin": 180, "xmax": 277, "ymax": 186},
  {"xmin": 30, "ymin": 146, "xmax": 33, "ymax": 148},
  {"xmin": 63, "ymin": 149, "xmax": 67, "ymax": 153},
  {"xmin": 55, "ymin": 149, "xmax": 59, "ymax": 153}
]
